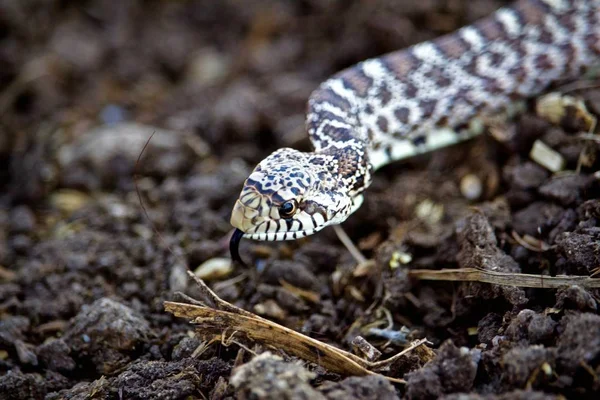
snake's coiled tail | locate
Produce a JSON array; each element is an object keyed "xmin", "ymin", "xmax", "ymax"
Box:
[{"xmin": 230, "ymin": 0, "xmax": 600, "ymax": 263}]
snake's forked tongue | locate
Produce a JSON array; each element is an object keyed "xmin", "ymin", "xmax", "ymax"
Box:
[{"xmin": 230, "ymin": 228, "xmax": 247, "ymax": 267}]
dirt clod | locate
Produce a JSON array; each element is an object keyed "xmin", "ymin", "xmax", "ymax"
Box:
[
  {"xmin": 406, "ymin": 341, "xmax": 479, "ymax": 399},
  {"xmin": 556, "ymin": 313, "xmax": 600, "ymax": 376},
  {"xmin": 36, "ymin": 339, "xmax": 76, "ymax": 373},
  {"xmin": 538, "ymin": 175, "xmax": 594, "ymax": 206},
  {"xmin": 456, "ymin": 213, "xmax": 519, "ymax": 273},
  {"xmin": 230, "ymin": 352, "xmax": 324, "ymax": 400},
  {"xmin": 554, "ymin": 285, "xmax": 597, "ymax": 311},
  {"xmin": 502, "ymin": 345, "xmax": 556, "ymax": 388},
  {"xmin": 554, "ymin": 231, "xmax": 600, "ymax": 275},
  {"xmin": 60, "ymin": 297, "xmax": 154, "ymax": 375},
  {"xmin": 319, "ymin": 375, "xmax": 400, "ymax": 400}
]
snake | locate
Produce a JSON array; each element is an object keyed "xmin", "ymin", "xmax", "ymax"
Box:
[{"xmin": 229, "ymin": 0, "xmax": 600, "ymax": 265}]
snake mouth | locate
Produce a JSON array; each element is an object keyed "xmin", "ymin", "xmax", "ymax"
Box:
[
  {"xmin": 243, "ymin": 228, "xmax": 319, "ymax": 241},
  {"xmin": 231, "ymin": 199, "xmax": 326, "ymax": 241},
  {"xmin": 230, "ymin": 198, "xmax": 326, "ymax": 265}
]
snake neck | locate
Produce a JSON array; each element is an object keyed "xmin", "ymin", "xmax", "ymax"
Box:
[
  {"xmin": 307, "ymin": 80, "xmax": 374, "ymax": 196},
  {"xmin": 309, "ymin": 143, "xmax": 373, "ymax": 198}
]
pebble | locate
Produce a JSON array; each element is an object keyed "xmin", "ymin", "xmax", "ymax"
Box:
[
  {"xmin": 193, "ymin": 257, "xmax": 233, "ymax": 281},
  {"xmin": 169, "ymin": 262, "xmax": 189, "ymax": 292},
  {"xmin": 529, "ymin": 140, "xmax": 565, "ymax": 172},
  {"xmin": 460, "ymin": 174, "xmax": 483, "ymax": 201},
  {"xmin": 50, "ymin": 190, "xmax": 91, "ymax": 214}
]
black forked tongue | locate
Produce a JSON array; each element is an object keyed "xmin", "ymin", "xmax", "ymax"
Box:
[{"xmin": 229, "ymin": 228, "xmax": 247, "ymax": 267}]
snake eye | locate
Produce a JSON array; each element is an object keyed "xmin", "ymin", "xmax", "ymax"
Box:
[{"xmin": 279, "ymin": 200, "xmax": 297, "ymax": 219}]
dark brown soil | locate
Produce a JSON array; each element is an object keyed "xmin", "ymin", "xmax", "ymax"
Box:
[{"xmin": 1, "ymin": 1, "xmax": 599, "ymax": 399}]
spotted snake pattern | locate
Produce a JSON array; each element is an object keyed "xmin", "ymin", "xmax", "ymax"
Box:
[{"xmin": 230, "ymin": 0, "xmax": 600, "ymax": 252}]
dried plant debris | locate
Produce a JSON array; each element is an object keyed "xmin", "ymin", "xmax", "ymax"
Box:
[
  {"xmin": 165, "ymin": 271, "xmax": 429, "ymax": 381},
  {"xmin": 407, "ymin": 268, "xmax": 600, "ymax": 289}
]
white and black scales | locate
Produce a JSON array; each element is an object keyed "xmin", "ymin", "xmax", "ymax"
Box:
[{"xmin": 230, "ymin": 0, "xmax": 600, "ymax": 265}]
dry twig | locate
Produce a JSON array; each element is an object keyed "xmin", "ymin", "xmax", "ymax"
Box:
[
  {"xmin": 408, "ymin": 268, "xmax": 600, "ymax": 288},
  {"xmin": 164, "ymin": 271, "xmax": 431, "ymax": 383}
]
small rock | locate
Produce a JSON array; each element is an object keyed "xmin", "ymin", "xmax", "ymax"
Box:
[
  {"xmin": 186, "ymin": 47, "xmax": 231, "ymax": 87},
  {"xmin": 49, "ymin": 190, "xmax": 92, "ymax": 214},
  {"xmin": 186, "ymin": 240, "xmax": 223, "ymax": 266},
  {"xmin": 527, "ymin": 314, "xmax": 557, "ymax": 344},
  {"xmin": 14, "ymin": 339, "xmax": 37, "ymax": 366},
  {"xmin": 36, "ymin": 339, "xmax": 76, "ymax": 372},
  {"xmin": 511, "ymin": 202, "xmax": 564, "ymax": 237},
  {"xmin": 505, "ymin": 309, "xmax": 536, "ymax": 343},
  {"xmin": 477, "ymin": 313, "xmax": 502, "ymax": 344},
  {"xmin": 62, "ymin": 298, "xmax": 154, "ymax": 374},
  {"xmin": 100, "ymin": 104, "xmax": 128, "ymax": 125},
  {"xmin": 254, "ymin": 299, "xmax": 287, "ymax": 320},
  {"xmin": 0, "ymin": 316, "xmax": 29, "ymax": 348},
  {"xmin": 548, "ymin": 208, "xmax": 577, "ymax": 244},
  {"xmin": 502, "ymin": 346, "xmax": 556, "ymax": 388},
  {"xmin": 538, "ymin": 174, "xmax": 593, "ymax": 206},
  {"xmin": 504, "ymin": 162, "xmax": 549, "ymax": 190},
  {"xmin": 554, "ymin": 232, "xmax": 600, "ymax": 275},
  {"xmin": 9, "ymin": 234, "xmax": 32, "ymax": 255},
  {"xmin": 171, "ymin": 335, "xmax": 203, "ymax": 361},
  {"xmin": 555, "ymin": 285, "xmax": 597, "ymax": 311},
  {"xmin": 263, "ymin": 260, "xmax": 320, "ymax": 291},
  {"xmin": 50, "ymin": 21, "xmax": 106, "ymax": 72},
  {"xmin": 406, "ymin": 341, "xmax": 479, "ymax": 399},
  {"xmin": 460, "ymin": 174, "xmax": 483, "ymax": 201},
  {"xmin": 529, "ymin": 140, "xmax": 565, "ymax": 172},
  {"xmin": 442, "ymin": 390, "xmax": 562, "ymax": 400},
  {"xmin": 578, "ymin": 199, "xmax": 600, "ymax": 219},
  {"xmin": 319, "ymin": 375, "xmax": 399, "ymax": 400},
  {"xmin": 456, "ymin": 213, "xmax": 520, "ymax": 273},
  {"xmin": 230, "ymin": 352, "xmax": 325, "ymax": 400},
  {"xmin": 194, "ymin": 257, "xmax": 233, "ymax": 281},
  {"xmin": 45, "ymin": 380, "xmax": 105, "ymax": 400},
  {"xmin": 169, "ymin": 262, "xmax": 189, "ymax": 293},
  {"xmin": 112, "ymin": 357, "xmax": 231, "ymax": 399},
  {"xmin": 557, "ymin": 313, "xmax": 600, "ymax": 374},
  {"xmin": 0, "ymin": 369, "xmax": 48, "ymax": 400},
  {"xmin": 212, "ymin": 80, "xmax": 267, "ymax": 142}
]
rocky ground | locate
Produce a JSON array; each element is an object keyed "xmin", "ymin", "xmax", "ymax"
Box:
[{"xmin": 1, "ymin": 0, "xmax": 599, "ymax": 399}]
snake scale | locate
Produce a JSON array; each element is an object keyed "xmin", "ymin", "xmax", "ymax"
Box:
[{"xmin": 230, "ymin": 0, "xmax": 600, "ymax": 263}]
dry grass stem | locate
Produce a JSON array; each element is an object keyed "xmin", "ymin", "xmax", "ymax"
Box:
[
  {"xmin": 408, "ymin": 268, "xmax": 600, "ymax": 288},
  {"xmin": 164, "ymin": 271, "xmax": 430, "ymax": 383}
]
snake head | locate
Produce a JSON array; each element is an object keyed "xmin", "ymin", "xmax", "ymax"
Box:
[{"xmin": 230, "ymin": 148, "xmax": 361, "ymax": 244}]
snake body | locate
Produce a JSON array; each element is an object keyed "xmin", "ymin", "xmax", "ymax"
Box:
[{"xmin": 230, "ymin": 0, "xmax": 600, "ymax": 256}]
